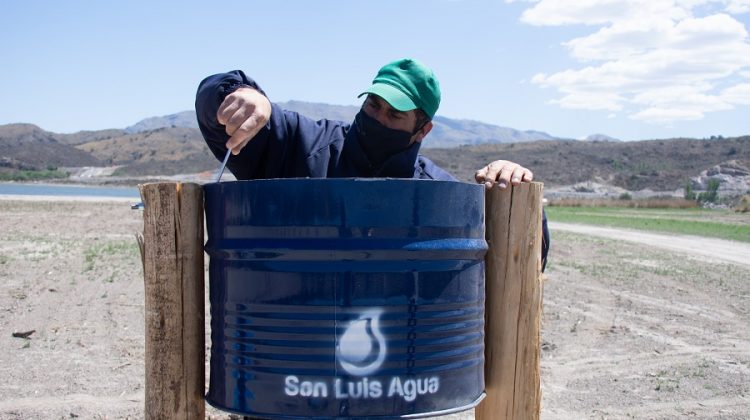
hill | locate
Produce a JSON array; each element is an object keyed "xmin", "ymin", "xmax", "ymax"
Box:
[
  {"xmin": 422, "ymin": 137, "xmax": 750, "ymax": 191},
  {"xmin": 0, "ymin": 124, "xmax": 102, "ymax": 171},
  {"xmin": 1, "ymin": 115, "xmax": 748, "ymax": 196},
  {"xmin": 75, "ymin": 126, "xmax": 216, "ymax": 176},
  {"xmin": 55, "ymin": 128, "xmax": 127, "ymax": 146}
]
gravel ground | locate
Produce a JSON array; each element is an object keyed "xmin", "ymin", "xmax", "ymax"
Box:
[{"xmin": 0, "ymin": 198, "xmax": 748, "ymax": 419}]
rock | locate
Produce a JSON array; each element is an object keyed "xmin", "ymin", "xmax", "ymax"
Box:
[
  {"xmin": 691, "ymin": 160, "xmax": 750, "ymax": 197},
  {"xmin": 12, "ymin": 330, "xmax": 35, "ymax": 339}
]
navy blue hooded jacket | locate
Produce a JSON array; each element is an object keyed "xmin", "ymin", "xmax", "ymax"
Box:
[
  {"xmin": 195, "ymin": 70, "xmax": 549, "ymax": 269},
  {"xmin": 196, "ymin": 70, "xmax": 456, "ymax": 181}
]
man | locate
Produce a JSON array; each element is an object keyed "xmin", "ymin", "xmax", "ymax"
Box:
[{"xmin": 196, "ymin": 58, "xmax": 548, "ymax": 267}]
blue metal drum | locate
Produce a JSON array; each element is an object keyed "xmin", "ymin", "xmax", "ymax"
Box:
[{"xmin": 204, "ymin": 178, "xmax": 487, "ymax": 419}]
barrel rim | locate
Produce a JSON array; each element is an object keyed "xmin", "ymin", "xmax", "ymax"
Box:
[{"xmin": 203, "ymin": 177, "xmax": 485, "ymax": 190}]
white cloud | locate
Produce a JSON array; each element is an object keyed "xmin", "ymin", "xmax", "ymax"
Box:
[
  {"xmin": 519, "ymin": 0, "xmax": 750, "ymax": 123},
  {"xmin": 631, "ymin": 85, "xmax": 715, "ymax": 106},
  {"xmin": 722, "ymin": 83, "xmax": 750, "ymax": 104},
  {"xmin": 629, "ymin": 107, "xmax": 706, "ymax": 122},
  {"xmin": 549, "ymin": 91, "xmax": 625, "ymax": 111},
  {"xmin": 563, "ymin": 18, "xmax": 673, "ymax": 61},
  {"xmin": 725, "ymin": 0, "xmax": 750, "ymax": 13},
  {"xmin": 520, "ymin": 0, "xmax": 695, "ymax": 26},
  {"xmin": 630, "ymin": 85, "xmax": 734, "ymax": 123}
]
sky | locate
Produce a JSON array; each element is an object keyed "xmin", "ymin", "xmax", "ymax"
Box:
[{"xmin": 1, "ymin": 0, "xmax": 749, "ymax": 141}]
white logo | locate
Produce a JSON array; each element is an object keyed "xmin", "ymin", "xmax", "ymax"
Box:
[
  {"xmin": 336, "ymin": 309, "xmax": 387, "ymax": 376},
  {"xmin": 285, "ymin": 308, "xmax": 441, "ymax": 402}
]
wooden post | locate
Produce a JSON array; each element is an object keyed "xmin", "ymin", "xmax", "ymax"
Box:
[
  {"xmin": 138, "ymin": 182, "xmax": 205, "ymax": 420},
  {"xmin": 476, "ymin": 182, "xmax": 544, "ymax": 420}
]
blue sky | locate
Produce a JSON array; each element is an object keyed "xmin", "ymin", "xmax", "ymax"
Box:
[{"xmin": 1, "ymin": 0, "xmax": 749, "ymax": 141}]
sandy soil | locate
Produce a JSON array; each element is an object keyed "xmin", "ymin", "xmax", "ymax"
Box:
[
  {"xmin": 542, "ymin": 229, "xmax": 750, "ymax": 419},
  {"xmin": 1, "ymin": 199, "xmax": 748, "ymax": 419}
]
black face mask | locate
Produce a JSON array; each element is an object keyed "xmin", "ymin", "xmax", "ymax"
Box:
[{"xmin": 354, "ymin": 110, "xmax": 416, "ymax": 167}]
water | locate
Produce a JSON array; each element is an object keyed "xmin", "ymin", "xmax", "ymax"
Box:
[{"xmin": 0, "ymin": 183, "xmax": 140, "ymax": 199}]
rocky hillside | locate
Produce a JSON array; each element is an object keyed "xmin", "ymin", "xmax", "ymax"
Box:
[
  {"xmin": 75, "ymin": 126, "xmax": 216, "ymax": 176},
  {"xmin": 423, "ymin": 137, "xmax": 750, "ymax": 191}
]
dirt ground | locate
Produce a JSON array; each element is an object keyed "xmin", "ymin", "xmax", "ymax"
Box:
[
  {"xmin": 0, "ymin": 197, "xmax": 748, "ymax": 419},
  {"xmin": 542, "ymin": 226, "xmax": 749, "ymax": 419}
]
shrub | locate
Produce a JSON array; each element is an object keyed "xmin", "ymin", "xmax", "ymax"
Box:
[
  {"xmin": 697, "ymin": 179, "xmax": 720, "ymax": 203},
  {"xmin": 684, "ymin": 182, "xmax": 696, "ymax": 200},
  {"xmin": 735, "ymin": 196, "xmax": 750, "ymax": 213},
  {"xmin": 0, "ymin": 169, "xmax": 69, "ymax": 181}
]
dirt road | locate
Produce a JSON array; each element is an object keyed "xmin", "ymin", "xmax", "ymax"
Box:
[{"xmin": 552, "ymin": 222, "xmax": 750, "ymax": 268}]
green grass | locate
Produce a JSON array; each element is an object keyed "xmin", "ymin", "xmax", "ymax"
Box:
[
  {"xmin": 83, "ymin": 241, "xmax": 138, "ymax": 273},
  {"xmin": 546, "ymin": 206, "xmax": 750, "ymax": 243},
  {"xmin": 0, "ymin": 169, "xmax": 69, "ymax": 181}
]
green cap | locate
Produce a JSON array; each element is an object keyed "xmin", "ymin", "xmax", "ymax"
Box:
[{"xmin": 358, "ymin": 58, "xmax": 441, "ymax": 119}]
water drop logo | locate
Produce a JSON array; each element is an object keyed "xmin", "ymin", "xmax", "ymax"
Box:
[{"xmin": 336, "ymin": 309, "xmax": 387, "ymax": 376}]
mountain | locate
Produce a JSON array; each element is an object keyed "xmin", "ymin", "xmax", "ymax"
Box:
[
  {"xmin": 123, "ymin": 101, "xmax": 566, "ymax": 148},
  {"xmin": 428, "ymin": 116, "xmax": 559, "ymax": 147},
  {"xmin": 277, "ymin": 100, "xmax": 359, "ymax": 123},
  {"xmin": 0, "ymin": 124, "xmax": 102, "ymax": 170},
  {"xmin": 0, "ymin": 123, "xmax": 216, "ymax": 177},
  {"xmin": 584, "ymin": 133, "xmax": 620, "ymax": 142},
  {"xmin": 125, "ymin": 111, "xmax": 198, "ymax": 133},
  {"xmin": 55, "ymin": 129, "xmax": 128, "ymax": 145},
  {"xmin": 75, "ymin": 126, "xmax": 216, "ymax": 176},
  {"xmin": 3, "ymin": 106, "xmax": 747, "ymax": 195},
  {"xmin": 3, "ymin": 122, "xmax": 747, "ymax": 192}
]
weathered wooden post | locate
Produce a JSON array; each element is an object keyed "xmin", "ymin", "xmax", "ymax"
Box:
[
  {"xmin": 476, "ymin": 182, "xmax": 544, "ymax": 420},
  {"xmin": 137, "ymin": 182, "xmax": 205, "ymax": 420}
]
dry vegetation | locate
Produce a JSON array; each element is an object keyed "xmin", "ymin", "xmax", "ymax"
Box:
[{"xmin": 76, "ymin": 127, "xmax": 217, "ymax": 176}]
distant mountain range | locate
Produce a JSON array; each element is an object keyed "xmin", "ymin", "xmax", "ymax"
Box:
[
  {"xmin": 123, "ymin": 100, "xmax": 609, "ymax": 147},
  {"xmin": 3, "ymin": 100, "xmax": 749, "ymax": 194},
  {"xmin": 584, "ymin": 133, "xmax": 619, "ymax": 142}
]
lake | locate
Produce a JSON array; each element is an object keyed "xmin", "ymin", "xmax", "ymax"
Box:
[{"xmin": 0, "ymin": 183, "xmax": 140, "ymax": 199}]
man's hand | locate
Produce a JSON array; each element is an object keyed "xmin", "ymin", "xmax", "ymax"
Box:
[
  {"xmin": 474, "ymin": 160, "xmax": 533, "ymax": 190},
  {"xmin": 217, "ymin": 87, "xmax": 272, "ymax": 155}
]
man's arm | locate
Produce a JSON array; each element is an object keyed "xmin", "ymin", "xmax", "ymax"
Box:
[
  {"xmin": 196, "ymin": 70, "xmax": 274, "ymax": 178},
  {"xmin": 195, "ymin": 70, "xmax": 348, "ymax": 180}
]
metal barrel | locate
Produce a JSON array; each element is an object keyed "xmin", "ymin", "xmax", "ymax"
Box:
[{"xmin": 204, "ymin": 178, "xmax": 487, "ymax": 419}]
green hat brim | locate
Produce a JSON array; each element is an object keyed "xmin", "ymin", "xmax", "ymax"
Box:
[{"xmin": 358, "ymin": 83, "xmax": 418, "ymax": 113}]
